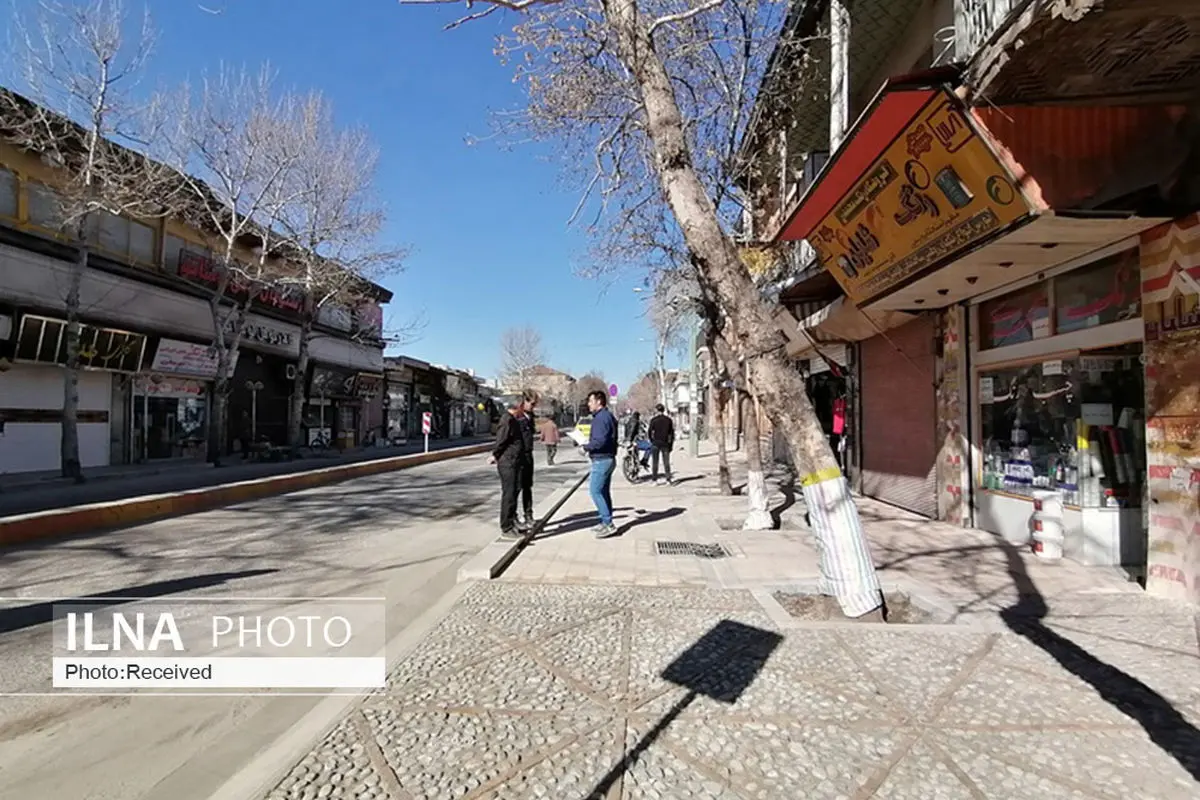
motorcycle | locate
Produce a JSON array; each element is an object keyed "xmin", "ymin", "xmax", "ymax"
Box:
[{"xmin": 622, "ymin": 438, "xmax": 653, "ymax": 483}]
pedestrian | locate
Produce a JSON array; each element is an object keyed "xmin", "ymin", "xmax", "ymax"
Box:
[
  {"xmin": 541, "ymin": 415, "xmax": 561, "ymax": 465},
  {"xmin": 581, "ymin": 389, "xmax": 619, "ymax": 538},
  {"xmin": 626, "ymin": 410, "xmax": 642, "ymax": 444},
  {"xmin": 488, "ymin": 393, "xmax": 533, "ymax": 539},
  {"xmin": 516, "ymin": 390, "xmax": 539, "ymax": 530},
  {"xmin": 647, "ymin": 403, "xmax": 675, "ymax": 485}
]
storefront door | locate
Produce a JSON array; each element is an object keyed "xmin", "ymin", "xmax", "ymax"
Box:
[{"xmin": 860, "ymin": 317, "xmax": 938, "ymax": 517}]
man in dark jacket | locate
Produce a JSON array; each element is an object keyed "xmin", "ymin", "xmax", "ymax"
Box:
[
  {"xmin": 488, "ymin": 391, "xmax": 536, "ymax": 539},
  {"xmin": 582, "ymin": 390, "xmax": 619, "ymax": 538},
  {"xmin": 516, "ymin": 391, "xmax": 539, "ymax": 529},
  {"xmin": 647, "ymin": 404, "xmax": 675, "ymax": 485}
]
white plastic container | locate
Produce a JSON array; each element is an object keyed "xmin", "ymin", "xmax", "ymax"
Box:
[{"xmin": 1031, "ymin": 490, "xmax": 1065, "ymax": 561}]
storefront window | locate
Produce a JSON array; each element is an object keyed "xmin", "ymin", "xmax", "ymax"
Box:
[
  {"xmin": 1053, "ymin": 249, "xmax": 1140, "ymax": 334},
  {"xmin": 979, "ymin": 359, "xmax": 1080, "ymax": 503},
  {"xmin": 134, "ymin": 382, "xmax": 208, "ymax": 460},
  {"xmin": 979, "ymin": 282, "xmax": 1051, "ymax": 350},
  {"xmin": 979, "ymin": 345, "xmax": 1145, "ymax": 508}
]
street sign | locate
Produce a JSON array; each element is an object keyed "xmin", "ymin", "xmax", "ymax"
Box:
[
  {"xmin": 608, "ymin": 383, "xmax": 619, "ymax": 398},
  {"xmin": 422, "ymin": 412, "xmax": 432, "ymax": 435}
]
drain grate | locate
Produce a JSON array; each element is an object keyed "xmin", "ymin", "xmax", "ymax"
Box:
[{"xmin": 655, "ymin": 540, "xmax": 733, "ymax": 559}]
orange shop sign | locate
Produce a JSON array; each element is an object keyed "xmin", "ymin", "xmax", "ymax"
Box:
[{"xmin": 809, "ymin": 90, "xmax": 1035, "ymax": 306}]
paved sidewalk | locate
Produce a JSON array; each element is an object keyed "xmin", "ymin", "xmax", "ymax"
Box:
[
  {"xmin": 267, "ymin": 581, "xmax": 1200, "ymax": 799},
  {"xmin": 0, "ymin": 437, "xmax": 489, "ymax": 517},
  {"xmin": 501, "ymin": 448, "xmax": 1148, "ymax": 623}
]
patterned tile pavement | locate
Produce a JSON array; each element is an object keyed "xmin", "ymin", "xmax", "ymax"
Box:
[{"xmin": 265, "ymin": 583, "xmax": 1200, "ymax": 799}]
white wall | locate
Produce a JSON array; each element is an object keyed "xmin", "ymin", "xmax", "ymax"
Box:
[{"xmin": 0, "ymin": 364, "xmax": 111, "ymax": 474}]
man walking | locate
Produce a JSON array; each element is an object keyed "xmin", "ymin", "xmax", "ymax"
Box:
[
  {"xmin": 541, "ymin": 415, "xmax": 561, "ymax": 465},
  {"xmin": 517, "ymin": 390, "xmax": 539, "ymax": 529},
  {"xmin": 488, "ymin": 392, "xmax": 534, "ymax": 539},
  {"xmin": 581, "ymin": 390, "xmax": 619, "ymax": 538},
  {"xmin": 647, "ymin": 404, "xmax": 675, "ymax": 485}
]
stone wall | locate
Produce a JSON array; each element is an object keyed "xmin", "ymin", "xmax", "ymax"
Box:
[
  {"xmin": 936, "ymin": 305, "xmax": 970, "ymax": 525},
  {"xmin": 1141, "ymin": 213, "xmax": 1200, "ymax": 604}
]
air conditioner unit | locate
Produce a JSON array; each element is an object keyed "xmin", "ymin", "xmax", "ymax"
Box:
[{"xmin": 285, "ymin": 364, "xmax": 298, "ymax": 381}]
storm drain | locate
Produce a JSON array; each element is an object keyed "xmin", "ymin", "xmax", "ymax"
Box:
[{"xmin": 654, "ymin": 541, "xmax": 733, "ymax": 559}]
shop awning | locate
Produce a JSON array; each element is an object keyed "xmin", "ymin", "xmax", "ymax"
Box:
[
  {"xmin": 781, "ymin": 297, "xmax": 917, "ymax": 359},
  {"xmin": 774, "ymin": 73, "xmax": 1174, "ymax": 312}
]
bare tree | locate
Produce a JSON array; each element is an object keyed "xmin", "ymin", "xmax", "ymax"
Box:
[
  {"xmin": 0, "ymin": 0, "xmax": 184, "ymax": 481},
  {"xmin": 162, "ymin": 66, "xmax": 302, "ymax": 465},
  {"xmin": 625, "ymin": 369, "xmax": 662, "ymax": 414},
  {"xmin": 705, "ymin": 330, "xmax": 735, "ymax": 495},
  {"xmin": 273, "ymin": 92, "xmax": 404, "ymax": 453},
  {"xmin": 402, "ymin": 0, "xmax": 883, "ymax": 618},
  {"xmin": 571, "ymin": 371, "xmax": 608, "ymax": 416},
  {"xmin": 499, "ymin": 325, "xmax": 546, "ymax": 390}
]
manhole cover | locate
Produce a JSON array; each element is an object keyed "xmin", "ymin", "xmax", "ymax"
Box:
[{"xmin": 655, "ymin": 541, "xmax": 732, "ymax": 559}]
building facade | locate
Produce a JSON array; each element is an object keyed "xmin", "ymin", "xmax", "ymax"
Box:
[
  {"xmin": 0, "ymin": 138, "xmax": 389, "ymax": 475},
  {"xmin": 741, "ymin": 0, "xmax": 1200, "ymax": 600}
]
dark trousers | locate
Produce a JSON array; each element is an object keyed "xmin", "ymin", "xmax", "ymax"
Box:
[
  {"xmin": 651, "ymin": 445, "xmax": 672, "ymax": 480},
  {"xmin": 545, "ymin": 444, "xmax": 557, "ymax": 465},
  {"xmin": 519, "ymin": 456, "xmax": 534, "ymax": 518},
  {"xmin": 498, "ymin": 460, "xmax": 520, "ymax": 532}
]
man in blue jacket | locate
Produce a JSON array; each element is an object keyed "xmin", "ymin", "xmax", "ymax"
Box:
[{"xmin": 581, "ymin": 389, "xmax": 619, "ymax": 538}]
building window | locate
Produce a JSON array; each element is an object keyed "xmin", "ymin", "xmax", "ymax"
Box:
[
  {"xmin": 1053, "ymin": 248, "xmax": 1140, "ymax": 334},
  {"xmin": 0, "ymin": 167, "xmax": 17, "ymax": 218},
  {"xmin": 87, "ymin": 210, "xmax": 157, "ymax": 266},
  {"xmin": 27, "ymin": 181, "xmax": 64, "ymax": 230},
  {"xmin": 979, "ymin": 282, "xmax": 1050, "ymax": 350}
]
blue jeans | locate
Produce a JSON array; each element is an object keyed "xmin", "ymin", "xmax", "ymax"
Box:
[{"xmin": 588, "ymin": 455, "xmax": 616, "ymax": 526}]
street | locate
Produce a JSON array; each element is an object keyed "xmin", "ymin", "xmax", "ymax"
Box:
[{"xmin": 0, "ymin": 447, "xmax": 584, "ymax": 800}]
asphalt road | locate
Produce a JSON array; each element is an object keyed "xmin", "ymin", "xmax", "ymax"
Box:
[
  {"xmin": 0, "ymin": 445, "xmax": 587, "ymax": 800},
  {"xmin": 0, "ymin": 436, "xmax": 491, "ymax": 517}
]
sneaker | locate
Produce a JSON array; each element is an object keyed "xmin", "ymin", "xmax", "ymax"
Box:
[
  {"xmin": 500, "ymin": 528, "xmax": 523, "ymax": 540},
  {"xmin": 594, "ymin": 523, "xmax": 620, "ymax": 539}
]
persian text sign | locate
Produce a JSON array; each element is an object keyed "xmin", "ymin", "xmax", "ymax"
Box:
[{"xmin": 809, "ymin": 90, "xmax": 1035, "ymax": 306}]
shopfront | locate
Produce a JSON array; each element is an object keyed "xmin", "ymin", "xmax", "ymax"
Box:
[
  {"xmin": 970, "ymin": 242, "xmax": 1148, "ymax": 571},
  {"xmin": 132, "ymin": 337, "xmax": 228, "ymax": 462},
  {"xmin": 309, "ymin": 364, "xmax": 357, "ymax": 448},
  {"xmin": 2, "ymin": 311, "xmax": 145, "ymax": 474}
]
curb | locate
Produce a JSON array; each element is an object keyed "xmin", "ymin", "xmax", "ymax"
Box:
[
  {"xmin": 0, "ymin": 443, "xmax": 492, "ymax": 548},
  {"xmin": 458, "ymin": 466, "xmax": 590, "ymax": 582}
]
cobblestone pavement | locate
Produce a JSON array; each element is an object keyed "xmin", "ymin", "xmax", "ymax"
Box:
[{"xmin": 266, "ymin": 583, "xmax": 1200, "ymax": 799}]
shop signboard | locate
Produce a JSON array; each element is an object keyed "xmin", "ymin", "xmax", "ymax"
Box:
[
  {"xmin": 14, "ymin": 313, "xmax": 146, "ymax": 373},
  {"xmin": 150, "ymin": 337, "xmax": 232, "ymax": 378},
  {"xmin": 222, "ymin": 316, "xmax": 296, "ymax": 351},
  {"xmin": 179, "ymin": 250, "xmax": 303, "ymax": 314},
  {"xmin": 353, "ymin": 372, "xmax": 384, "ymax": 398},
  {"xmin": 311, "ymin": 365, "xmax": 356, "ymax": 398},
  {"xmin": 136, "ymin": 375, "xmax": 207, "ymax": 399},
  {"xmin": 808, "ymin": 88, "xmax": 1036, "ymax": 306}
]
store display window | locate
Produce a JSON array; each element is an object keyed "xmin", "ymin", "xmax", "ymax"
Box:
[
  {"xmin": 1054, "ymin": 249, "xmax": 1141, "ymax": 334},
  {"xmin": 978, "ymin": 344, "xmax": 1145, "ymax": 509},
  {"xmin": 979, "ymin": 282, "xmax": 1051, "ymax": 349}
]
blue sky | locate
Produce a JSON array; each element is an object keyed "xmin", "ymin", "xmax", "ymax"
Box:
[{"xmin": 15, "ymin": 0, "xmax": 675, "ymax": 393}]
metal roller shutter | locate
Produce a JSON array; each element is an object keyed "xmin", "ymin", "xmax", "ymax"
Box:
[{"xmin": 860, "ymin": 316, "xmax": 938, "ymax": 518}]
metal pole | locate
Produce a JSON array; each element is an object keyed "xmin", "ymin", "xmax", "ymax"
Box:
[
  {"xmin": 689, "ymin": 317, "xmax": 699, "ymax": 458},
  {"xmin": 251, "ymin": 388, "xmax": 258, "ymax": 442}
]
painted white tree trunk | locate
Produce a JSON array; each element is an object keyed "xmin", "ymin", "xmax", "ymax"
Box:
[{"xmin": 741, "ymin": 391, "xmax": 773, "ymax": 531}]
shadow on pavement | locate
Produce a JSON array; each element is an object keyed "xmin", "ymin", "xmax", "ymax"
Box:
[
  {"xmin": 585, "ymin": 619, "xmax": 783, "ymax": 799},
  {"xmin": 616, "ymin": 507, "xmax": 685, "ymax": 536},
  {"xmin": 996, "ymin": 538, "xmax": 1200, "ymax": 782},
  {"xmin": 0, "ymin": 568, "xmax": 278, "ymax": 635}
]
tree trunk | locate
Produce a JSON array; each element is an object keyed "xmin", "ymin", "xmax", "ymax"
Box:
[
  {"xmin": 609, "ymin": 2, "xmax": 883, "ymax": 617},
  {"xmin": 208, "ymin": 297, "xmax": 249, "ymax": 467},
  {"xmin": 60, "ymin": 241, "xmax": 86, "ymax": 482},
  {"xmin": 740, "ymin": 388, "xmax": 773, "ymax": 530},
  {"xmin": 289, "ymin": 298, "xmax": 314, "ymax": 455},
  {"xmin": 714, "ymin": 335, "xmax": 772, "ymax": 530},
  {"xmin": 713, "ymin": 384, "xmax": 733, "ymax": 496}
]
